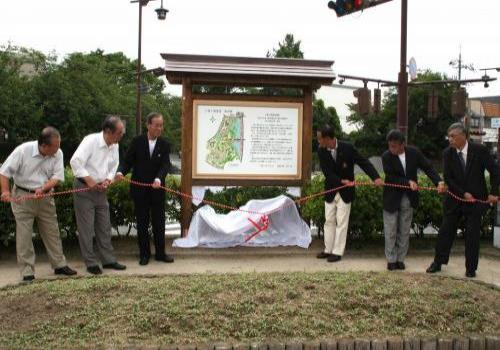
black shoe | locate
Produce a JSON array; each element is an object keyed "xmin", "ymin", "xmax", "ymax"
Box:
[
  {"xmin": 327, "ymin": 254, "xmax": 342, "ymax": 263},
  {"xmin": 396, "ymin": 261, "xmax": 406, "ymax": 270},
  {"xmin": 316, "ymin": 252, "xmax": 331, "ymax": 259},
  {"xmin": 139, "ymin": 257, "xmax": 150, "ymax": 266},
  {"xmin": 86, "ymin": 265, "xmax": 102, "ymax": 275},
  {"xmin": 102, "ymin": 262, "xmax": 127, "ymax": 270},
  {"xmin": 23, "ymin": 275, "xmax": 35, "ymax": 282},
  {"xmin": 155, "ymin": 255, "xmax": 174, "ymax": 263},
  {"xmin": 54, "ymin": 266, "xmax": 77, "ymax": 276},
  {"xmin": 426, "ymin": 262, "xmax": 441, "ymax": 274},
  {"xmin": 387, "ymin": 262, "xmax": 398, "ymax": 271},
  {"xmin": 465, "ymin": 270, "xmax": 476, "ymax": 278}
]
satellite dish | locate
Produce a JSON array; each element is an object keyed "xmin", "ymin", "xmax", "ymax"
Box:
[{"xmin": 409, "ymin": 57, "xmax": 417, "ymax": 81}]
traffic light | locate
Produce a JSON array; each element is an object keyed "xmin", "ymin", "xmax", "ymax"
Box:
[
  {"xmin": 328, "ymin": 0, "xmax": 367, "ymax": 17},
  {"xmin": 428, "ymin": 89, "xmax": 439, "ymax": 119},
  {"xmin": 353, "ymin": 88, "xmax": 371, "ymax": 115},
  {"xmin": 451, "ymin": 88, "xmax": 467, "ymax": 117},
  {"xmin": 373, "ymin": 88, "xmax": 381, "ymax": 114}
]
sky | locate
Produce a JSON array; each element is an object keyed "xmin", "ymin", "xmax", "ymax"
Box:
[{"xmin": 1, "ymin": 0, "xmax": 499, "ymax": 131}]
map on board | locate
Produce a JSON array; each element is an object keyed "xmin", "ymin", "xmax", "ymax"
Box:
[
  {"xmin": 194, "ymin": 101, "xmax": 302, "ymax": 179},
  {"xmin": 206, "ymin": 112, "xmax": 244, "ymax": 169}
]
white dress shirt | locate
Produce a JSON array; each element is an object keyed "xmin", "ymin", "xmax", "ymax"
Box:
[
  {"xmin": 0, "ymin": 141, "xmax": 64, "ymax": 190},
  {"xmin": 329, "ymin": 148, "xmax": 337, "ymax": 161},
  {"xmin": 398, "ymin": 152, "xmax": 406, "ymax": 174},
  {"xmin": 70, "ymin": 132, "xmax": 119, "ymax": 183},
  {"xmin": 148, "ymin": 139, "xmax": 157, "ymax": 157}
]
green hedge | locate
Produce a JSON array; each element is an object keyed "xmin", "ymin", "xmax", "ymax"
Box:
[{"xmin": 0, "ymin": 172, "xmax": 495, "ymax": 247}]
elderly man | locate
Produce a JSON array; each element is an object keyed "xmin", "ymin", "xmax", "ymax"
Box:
[
  {"xmin": 70, "ymin": 116, "xmax": 127, "ymax": 275},
  {"xmin": 427, "ymin": 123, "xmax": 498, "ymax": 278},
  {"xmin": 0, "ymin": 127, "xmax": 77, "ymax": 281},
  {"xmin": 382, "ymin": 129, "xmax": 445, "ymax": 271},
  {"xmin": 116, "ymin": 112, "xmax": 173, "ymax": 265}
]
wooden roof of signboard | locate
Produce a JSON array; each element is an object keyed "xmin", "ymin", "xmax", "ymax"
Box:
[{"xmin": 160, "ymin": 53, "xmax": 335, "ymax": 87}]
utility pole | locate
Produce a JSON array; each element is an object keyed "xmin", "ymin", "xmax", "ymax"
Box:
[
  {"xmin": 449, "ymin": 48, "xmax": 475, "ymax": 81},
  {"xmin": 396, "ymin": 0, "xmax": 408, "ymax": 141}
]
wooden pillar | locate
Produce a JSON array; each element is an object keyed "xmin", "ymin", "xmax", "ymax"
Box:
[
  {"xmin": 181, "ymin": 77, "xmax": 193, "ymax": 236},
  {"xmin": 302, "ymin": 86, "xmax": 313, "ymax": 181}
]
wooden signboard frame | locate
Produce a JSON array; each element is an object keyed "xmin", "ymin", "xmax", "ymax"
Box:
[
  {"xmin": 161, "ymin": 54, "xmax": 335, "ymax": 234},
  {"xmin": 192, "ymin": 99, "xmax": 304, "ymax": 182}
]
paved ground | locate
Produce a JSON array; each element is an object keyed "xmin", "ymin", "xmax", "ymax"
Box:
[{"xmin": 0, "ymin": 238, "xmax": 499, "ymax": 288}]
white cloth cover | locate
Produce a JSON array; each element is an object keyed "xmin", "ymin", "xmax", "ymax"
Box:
[{"xmin": 173, "ymin": 195, "xmax": 311, "ymax": 248}]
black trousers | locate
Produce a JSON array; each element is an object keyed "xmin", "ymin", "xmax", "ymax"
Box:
[
  {"xmin": 133, "ymin": 191, "xmax": 166, "ymax": 259},
  {"xmin": 434, "ymin": 205, "xmax": 483, "ymax": 272}
]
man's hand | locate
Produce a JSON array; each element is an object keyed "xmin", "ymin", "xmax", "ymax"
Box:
[
  {"xmin": 0, "ymin": 191, "xmax": 11, "ymax": 203},
  {"xmin": 341, "ymin": 179, "xmax": 354, "ymax": 187},
  {"xmin": 114, "ymin": 173, "xmax": 125, "ymax": 182},
  {"xmin": 97, "ymin": 179, "xmax": 112, "ymax": 192},
  {"xmin": 487, "ymin": 195, "xmax": 498, "ymax": 204},
  {"xmin": 85, "ymin": 177, "xmax": 98, "ymax": 189},
  {"xmin": 373, "ymin": 178, "xmax": 384, "ymax": 187},
  {"xmin": 464, "ymin": 192, "xmax": 476, "ymax": 202},
  {"xmin": 34, "ymin": 188, "xmax": 45, "ymax": 198},
  {"xmin": 437, "ymin": 181, "xmax": 446, "ymax": 194},
  {"xmin": 152, "ymin": 179, "xmax": 161, "ymax": 189},
  {"xmin": 409, "ymin": 180, "xmax": 418, "ymax": 191}
]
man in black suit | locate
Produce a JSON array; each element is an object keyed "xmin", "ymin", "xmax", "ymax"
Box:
[
  {"xmin": 115, "ymin": 112, "xmax": 173, "ymax": 265},
  {"xmin": 426, "ymin": 123, "xmax": 498, "ymax": 278},
  {"xmin": 317, "ymin": 125, "xmax": 383, "ymax": 262},
  {"xmin": 382, "ymin": 129, "xmax": 445, "ymax": 271}
]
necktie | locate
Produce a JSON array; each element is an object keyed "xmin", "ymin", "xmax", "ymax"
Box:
[{"xmin": 458, "ymin": 151, "xmax": 466, "ymax": 172}]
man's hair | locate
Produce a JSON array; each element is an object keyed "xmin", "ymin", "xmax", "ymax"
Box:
[
  {"xmin": 386, "ymin": 129, "xmax": 405, "ymax": 144},
  {"xmin": 147, "ymin": 112, "xmax": 163, "ymax": 125},
  {"xmin": 447, "ymin": 122, "xmax": 467, "ymax": 136},
  {"xmin": 38, "ymin": 127, "xmax": 60, "ymax": 146},
  {"xmin": 102, "ymin": 115, "xmax": 123, "ymax": 133},
  {"xmin": 320, "ymin": 125, "xmax": 335, "ymax": 139}
]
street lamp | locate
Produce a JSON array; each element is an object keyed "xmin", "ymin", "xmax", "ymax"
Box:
[
  {"xmin": 131, "ymin": 0, "xmax": 168, "ymax": 136},
  {"xmin": 155, "ymin": 0, "xmax": 169, "ymax": 20}
]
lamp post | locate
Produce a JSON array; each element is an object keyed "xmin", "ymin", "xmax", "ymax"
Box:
[{"xmin": 131, "ymin": 0, "xmax": 168, "ymax": 135}]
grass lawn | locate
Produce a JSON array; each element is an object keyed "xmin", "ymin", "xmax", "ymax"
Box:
[{"xmin": 0, "ymin": 272, "xmax": 498, "ymax": 348}]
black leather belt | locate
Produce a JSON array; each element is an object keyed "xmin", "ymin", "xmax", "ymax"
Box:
[
  {"xmin": 77, "ymin": 178, "xmax": 86, "ymax": 185},
  {"xmin": 15, "ymin": 185, "xmax": 37, "ymax": 194}
]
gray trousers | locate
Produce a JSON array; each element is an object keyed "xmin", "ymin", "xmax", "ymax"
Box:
[
  {"xmin": 73, "ymin": 180, "xmax": 116, "ymax": 267},
  {"xmin": 383, "ymin": 195, "xmax": 413, "ymax": 263}
]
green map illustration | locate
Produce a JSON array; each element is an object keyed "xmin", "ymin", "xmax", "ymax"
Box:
[{"xmin": 206, "ymin": 112, "xmax": 244, "ymax": 169}]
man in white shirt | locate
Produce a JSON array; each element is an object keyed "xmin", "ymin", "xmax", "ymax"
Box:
[
  {"xmin": 70, "ymin": 116, "xmax": 127, "ymax": 275},
  {"xmin": 0, "ymin": 127, "xmax": 77, "ymax": 281}
]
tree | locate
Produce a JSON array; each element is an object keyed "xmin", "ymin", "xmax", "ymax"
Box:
[
  {"xmin": 312, "ymin": 98, "xmax": 343, "ymax": 148},
  {"xmin": 29, "ymin": 50, "xmax": 183, "ymax": 157},
  {"xmin": 348, "ymin": 70, "xmax": 456, "ymax": 162},
  {"xmin": 267, "ymin": 34, "xmax": 304, "ymax": 59},
  {"xmin": 0, "ymin": 45, "xmax": 50, "ymax": 153}
]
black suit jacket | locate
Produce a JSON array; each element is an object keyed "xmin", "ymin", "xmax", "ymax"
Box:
[
  {"xmin": 118, "ymin": 134, "xmax": 171, "ymax": 200},
  {"xmin": 382, "ymin": 145, "xmax": 442, "ymax": 212},
  {"xmin": 442, "ymin": 141, "xmax": 498, "ymax": 214},
  {"xmin": 318, "ymin": 141, "xmax": 380, "ymax": 203}
]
